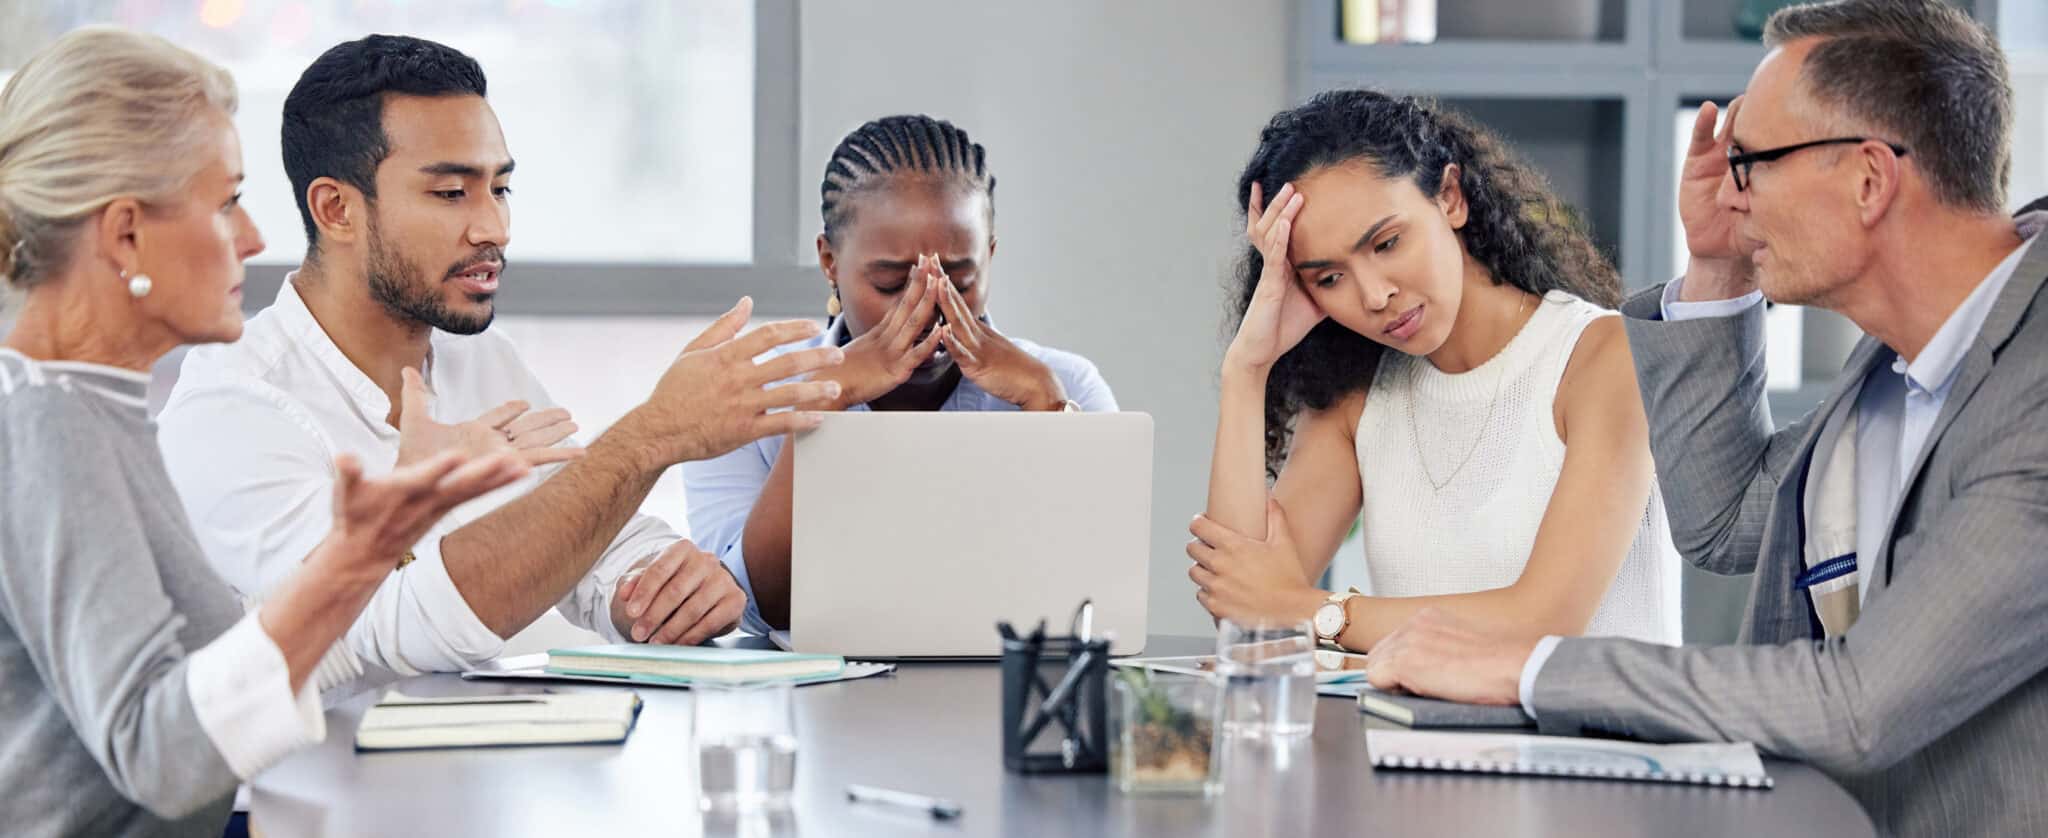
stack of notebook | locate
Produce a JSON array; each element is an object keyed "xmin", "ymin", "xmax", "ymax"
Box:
[
  {"xmin": 360, "ymin": 646, "xmax": 859, "ymax": 752},
  {"xmin": 355, "ymin": 691, "xmax": 642, "ymax": 752},
  {"xmin": 543, "ymin": 644, "xmax": 846, "ymax": 684}
]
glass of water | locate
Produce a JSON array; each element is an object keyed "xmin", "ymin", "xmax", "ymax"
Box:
[
  {"xmin": 693, "ymin": 680, "xmax": 798, "ymax": 813},
  {"xmin": 1214, "ymin": 618, "xmax": 1316, "ymax": 739}
]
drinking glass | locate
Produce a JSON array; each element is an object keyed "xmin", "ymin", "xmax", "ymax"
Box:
[
  {"xmin": 1214, "ymin": 618, "xmax": 1316, "ymax": 739},
  {"xmin": 694, "ymin": 680, "xmax": 798, "ymax": 813}
]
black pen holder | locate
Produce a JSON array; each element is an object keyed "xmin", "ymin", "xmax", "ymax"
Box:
[{"xmin": 1000, "ymin": 633, "xmax": 1110, "ymax": 774}]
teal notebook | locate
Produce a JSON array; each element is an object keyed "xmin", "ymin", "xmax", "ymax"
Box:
[{"xmin": 546, "ymin": 644, "xmax": 844, "ymax": 685}]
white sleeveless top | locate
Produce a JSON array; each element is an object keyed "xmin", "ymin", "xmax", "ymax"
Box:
[{"xmin": 1355, "ymin": 291, "xmax": 1681, "ymax": 644}]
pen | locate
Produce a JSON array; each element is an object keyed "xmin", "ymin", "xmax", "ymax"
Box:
[{"xmin": 846, "ymin": 783, "xmax": 963, "ymax": 820}]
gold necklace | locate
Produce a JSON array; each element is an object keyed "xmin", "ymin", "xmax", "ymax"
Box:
[{"xmin": 1406, "ymin": 291, "xmax": 1536, "ymax": 493}]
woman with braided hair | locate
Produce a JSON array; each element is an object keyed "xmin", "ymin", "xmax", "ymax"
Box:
[
  {"xmin": 1189, "ymin": 89, "xmax": 1681, "ymax": 654},
  {"xmin": 684, "ymin": 114, "xmax": 1118, "ymax": 632}
]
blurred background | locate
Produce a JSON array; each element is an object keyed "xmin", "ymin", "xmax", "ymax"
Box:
[{"xmin": 2, "ymin": 0, "xmax": 2043, "ymax": 647}]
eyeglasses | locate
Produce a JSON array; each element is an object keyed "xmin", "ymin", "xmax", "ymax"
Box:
[{"xmin": 1726, "ymin": 137, "xmax": 1910, "ymax": 192}]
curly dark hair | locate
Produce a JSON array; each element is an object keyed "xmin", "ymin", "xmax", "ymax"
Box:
[{"xmin": 1231, "ymin": 89, "xmax": 1623, "ymax": 477}]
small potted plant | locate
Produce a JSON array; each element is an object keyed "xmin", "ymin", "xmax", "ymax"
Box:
[{"xmin": 1109, "ymin": 667, "xmax": 1219, "ymax": 795}]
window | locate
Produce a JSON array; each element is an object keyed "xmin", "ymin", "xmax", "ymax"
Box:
[
  {"xmin": 2002, "ymin": 0, "xmax": 2048, "ymax": 209},
  {"xmin": 3, "ymin": 0, "xmax": 754, "ymax": 265},
  {"xmin": 4, "ymin": 1, "xmax": 810, "ymax": 319},
  {"xmin": 496, "ymin": 315, "xmax": 726, "ymax": 530}
]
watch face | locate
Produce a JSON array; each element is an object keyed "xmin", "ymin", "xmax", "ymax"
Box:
[{"xmin": 1314, "ymin": 603, "xmax": 1344, "ymax": 636}]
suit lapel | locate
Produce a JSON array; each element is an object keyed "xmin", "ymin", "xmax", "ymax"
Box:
[{"xmin": 1871, "ymin": 236, "xmax": 2048, "ymax": 589}]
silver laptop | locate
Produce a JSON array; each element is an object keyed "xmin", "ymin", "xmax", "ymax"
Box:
[{"xmin": 788, "ymin": 412, "xmax": 1152, "ymax": 658}]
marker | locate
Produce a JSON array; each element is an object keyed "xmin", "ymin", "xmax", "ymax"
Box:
[{"xmin": 846, "ymin": 784, "xmax": 963, "ymax": 820}]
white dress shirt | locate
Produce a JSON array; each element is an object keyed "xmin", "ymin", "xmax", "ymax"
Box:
[
  {"xmin": 188, "ymin": 612, "xmax": 327, "ymax": 778},
  {"xmin": 1519, "ymin": 229, "xmax": 2040, "ymax": 716},
  {"xmin": 158, "ymin": 278, "xmax": 669, "ymax": 698}
]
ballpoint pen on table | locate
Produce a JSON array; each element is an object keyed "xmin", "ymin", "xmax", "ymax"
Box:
[{"xmin": 846, "ymin": 784, "xmax": 963, "ymax": 820}]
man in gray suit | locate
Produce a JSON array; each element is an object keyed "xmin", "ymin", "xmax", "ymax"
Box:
[{"xmin": 1362, "ymin": 1, "xmax": 2048, "ymax": 834}]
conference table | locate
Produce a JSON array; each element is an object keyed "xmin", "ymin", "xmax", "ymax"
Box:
[{"xmin": 248, "ymin": 636, "xmax": 1877, "ymax": 837}]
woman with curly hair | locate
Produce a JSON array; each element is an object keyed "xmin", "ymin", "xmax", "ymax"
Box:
[{"xmin": 1188, "ymin": 89, "xmax": 1680, "ymax": 653}]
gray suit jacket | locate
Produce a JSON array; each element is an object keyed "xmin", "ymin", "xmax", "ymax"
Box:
[{"xmin": 1531, "ymin": 235, "xmax": 2048, "ymax": 837}]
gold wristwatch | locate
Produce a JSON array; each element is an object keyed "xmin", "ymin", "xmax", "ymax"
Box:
[{"xmin": 1313, "ymin": 587, "xmax": 1362, "ymax": 644}]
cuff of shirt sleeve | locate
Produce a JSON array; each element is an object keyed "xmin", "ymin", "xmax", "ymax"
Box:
[
  {"xmin": 715, "ymin": 541, "xmax": 774, "ymax": 636},
  {"xmin": 403, "ymin": 535, "xmax": 508, "ymax": 664},
  {"xmin": 310, "ymin": 638, "xmax": 364, "ymax": 697},
  {"xmin": 1660, "ymin": 275, "xmax": 1766, "ymax": 321},
  {"xmin": 592, "ymin": 581, "xmax": 633, "ymax": 645},
  {"xmin": 591, "ymin": 549, "xmax": 659, "ymax": 645},
  {"xmin": 186, "ymin": 612, "xmax": 326, "ymax": 780},
  {"xmin": 1518, "ymin": 635, "xmax": 1564, "ymax": 719}
]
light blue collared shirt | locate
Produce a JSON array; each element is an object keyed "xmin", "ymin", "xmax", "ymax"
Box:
[
  {"xmin": 682, "ymin": 318, "xmax": 1119, "ymax": 634},
  {"xmin": 1520, "ymin": 228, "xmax": 2040, "ymax": 716}
]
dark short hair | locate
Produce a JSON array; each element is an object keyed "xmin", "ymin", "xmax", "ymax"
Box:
[
  {"xmin": 280, "ymin": 35, "xmax": 487, "ymax": 254},
  {"xmin": 820, "ymin": 114, "xmax": 995, "ymax": 246},
  {"xmin": 1765, "ymin": 0, "xmax": 2012, "ymax": 213}
]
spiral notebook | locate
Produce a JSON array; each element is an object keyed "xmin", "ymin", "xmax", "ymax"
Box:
[{"xmin": 1366, "ymin": 729, "xmax": 1773, "ymax": 789}]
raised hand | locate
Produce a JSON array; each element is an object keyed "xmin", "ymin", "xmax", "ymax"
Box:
[
  {"xmin": 395, "ymin": 367, "xmax": 583, "ymax": 470},
  {"xmin": 932, "ymin": 260, "xmax": 1066, "ymax": 411},
  {"xmin": 823, "ymin": 255, "xmax": 947, "ymax": 408},
  {"xmin": 633, "ymin": 297, "xmax": 846, "ymax": 464},
  {"xmin": 1676, "ymin": 97, "xmax": 1759, "ymax": 299},
  {"xmin": 1226, "ymin": 181, "xmax": 1327, "ymax": 372}
]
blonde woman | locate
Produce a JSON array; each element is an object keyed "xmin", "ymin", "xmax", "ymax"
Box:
[{"xmin": 0, "ymin": 28, "xmax": 526, "ymax": 836}]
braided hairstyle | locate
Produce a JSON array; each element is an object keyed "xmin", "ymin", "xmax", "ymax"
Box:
[
  {"xmin": 820, "ymin": 114, "xmax": 995, "ymax": 246},
  {"xmin": 1232, "ymin": 89, "xmax": 1622, "ymax": 477}
]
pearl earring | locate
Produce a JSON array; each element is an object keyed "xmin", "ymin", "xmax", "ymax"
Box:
[
  {"xmin": 826, "ymin": 288, "xmax": 842, "ymax": 318},
  {"xmin": 126, "ymin": 272, "xmax": 153, "ymax": 299}
]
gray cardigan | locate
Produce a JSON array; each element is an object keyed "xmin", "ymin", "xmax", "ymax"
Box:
[{"xmin": 0, "ymin": 350, "xmax": 243, "ymax": 837}]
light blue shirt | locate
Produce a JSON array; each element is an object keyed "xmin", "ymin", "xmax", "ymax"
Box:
[
  {"xmin": 682, "ymin": 318, "xmax": 1119, "ymax": 634},
  {"xmin": 1520, "ymin": 231, "xmax": 2039, "ymax": 715}
]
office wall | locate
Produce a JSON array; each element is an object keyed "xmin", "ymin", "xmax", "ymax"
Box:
[{"xmin": 800, "ymin": 1, "xmax": 1291, "ymax": 636}]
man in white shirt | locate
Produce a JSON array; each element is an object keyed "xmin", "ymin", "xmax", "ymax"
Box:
[
  {"xmin": 158, "ymin": 35, "xmax": 841, "ymax": 697},
  {"xmin": 1360, "ymin": 2, "xmax": 2048, "ymax": 836}
]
